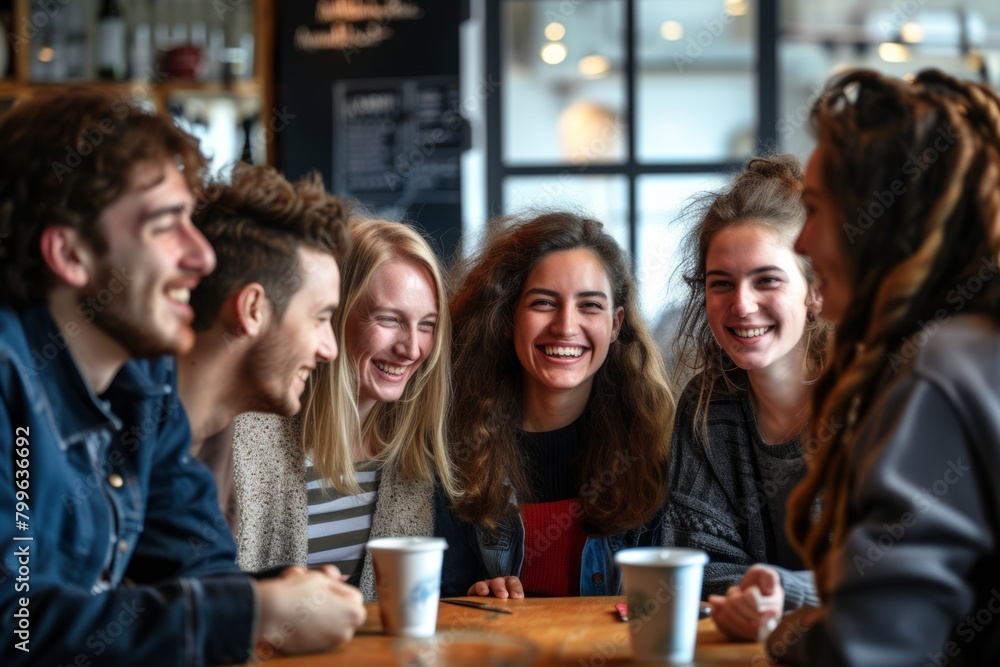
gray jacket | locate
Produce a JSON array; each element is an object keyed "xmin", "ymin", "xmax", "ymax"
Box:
[
  {"xmin": 231, "ymin": 412, "xmax": 434, "ymax": 602},
  {"xmin": 773, "ymin": 314, "xmax": 1000, "ymax": 666}
]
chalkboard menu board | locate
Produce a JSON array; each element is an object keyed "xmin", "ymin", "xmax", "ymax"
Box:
[
  {"xmin": 276, "ymin": 1, "xmax": 463, "ymax": 257},
  {"xmin": 333, "ymin": 76, "xmax": 464, "ymax": 211}
]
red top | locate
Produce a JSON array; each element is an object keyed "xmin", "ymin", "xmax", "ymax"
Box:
[{"xmin": 518, "ymin": 498, "xmax": 587, "ymax": 597}]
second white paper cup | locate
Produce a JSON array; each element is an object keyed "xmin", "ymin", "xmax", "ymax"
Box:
[
  {"xmin": 614, "ymin": 547, "xmax": 708, "ymax": 664},
  {"xmin": 366, "ymin": 536, "xmax": 448, "ymax": 638}
]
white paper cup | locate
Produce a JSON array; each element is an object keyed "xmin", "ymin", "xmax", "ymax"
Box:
[
  {"xmin": 614, "ymin": 547, "xmax": 709, "ymax": 664},
  {"xmin": 366, "ymin": 536, "xmax": 448, "ymax": 637}
]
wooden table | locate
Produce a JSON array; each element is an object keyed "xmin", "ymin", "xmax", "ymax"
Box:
[{"xmin": 259, "ymin": 596, "xmax": 775, "ymax": 666}]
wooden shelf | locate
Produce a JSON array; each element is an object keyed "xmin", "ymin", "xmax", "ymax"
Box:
[
  {"xmin": 0, "ymin": 78, "xmax": 259, "ymax": 94},
  {"xmin": 2, "ymin": 0, "xmax": 275, "ymax": 165}
]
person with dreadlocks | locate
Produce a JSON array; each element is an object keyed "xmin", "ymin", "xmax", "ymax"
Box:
[{"xmin": 769, "ymin": 69, "xmax": 1000, "ymax": 665}]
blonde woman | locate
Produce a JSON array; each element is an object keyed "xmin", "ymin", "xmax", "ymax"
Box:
[{"xmin": 233, "ymin": 219, "xmax": 458, "ymax": 601}]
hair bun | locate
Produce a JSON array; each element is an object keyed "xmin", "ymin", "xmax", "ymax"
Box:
[{"xmin": 744, "ymin": 154, "xmax": 805, "ymax": 183}]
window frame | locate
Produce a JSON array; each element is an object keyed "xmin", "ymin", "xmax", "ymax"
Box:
[{"xmin": 484, "ymin": 0, "xmax": 779, "ymax": 268}]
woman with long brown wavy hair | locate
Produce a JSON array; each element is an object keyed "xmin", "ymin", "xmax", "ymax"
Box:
[
  {"xmin": 436, "ymin": 211, "xmax": 675, "ymax": 598},
  {"xmin": 769, "ymin": 69, "xmax": 1000, "ymax": 665}
]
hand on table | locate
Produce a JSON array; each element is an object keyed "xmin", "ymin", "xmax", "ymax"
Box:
[
  {"xmin": 467, "ymin": 576, "xmax": 525, "ymax": 599},
  {"xmin": 256, "ymin": 565, "xmax": 366, "ymax": 654},
  {"xmin": 709, "ymin": 565, "xmax": 784, "ymax": 642}
]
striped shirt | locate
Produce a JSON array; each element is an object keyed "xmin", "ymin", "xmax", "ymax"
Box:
[{"xmin": 305, "ymin": 457, "xmax": 381, "ymax": 579}]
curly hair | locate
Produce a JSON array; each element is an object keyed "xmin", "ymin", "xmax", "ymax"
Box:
[
  {"xmin": 673, "ymin": 154, "xmax": 831, "ymax": 445},
  {"xmin": 449, "ymin": 211, "xmax": 675, "ymax": 536},
  {"xmin": 191, "ymin": 163, "xmax": 351, "ymax": 329},
  {"xmin": 302, "ymin": 219, "xmax": 458, "ymax": 500},
  {"xmin": 786, "ymin": 69, "xmax": 1000, "ymax": 597},
  {"xmin": 0, "ymin": 88, "xmax": 207, "ymax": 306}
]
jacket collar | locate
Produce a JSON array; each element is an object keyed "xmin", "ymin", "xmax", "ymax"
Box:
[{"xmin": 15, "ymin": 305, "xmax": 176, "ymax": 450}]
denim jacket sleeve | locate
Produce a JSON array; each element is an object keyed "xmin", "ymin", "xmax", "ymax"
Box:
[
  {"xmin": 122, "ymin": 360, "xmax": 256, "ymax": 663},
  {"xmin": 0, "ymin": 357, "xmax": 256, "ymax": 667},
  {"xmin": 582, "ymin": 508, "xmax": 666, "ymax": 596},
  {"xmin": 434, "ymin": 485, "xmax": 488, "ymax": 596},
  {"xmin": 434, "ymin": 485, "xmax": 524, "ymax": 595}
]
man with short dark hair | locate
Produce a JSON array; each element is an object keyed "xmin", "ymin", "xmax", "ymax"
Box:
[
  {"xmin": 180, "ymin": 162, "xmax": 349, "ymax": 532},
  {"xmin": 0, "ymin": 91, "xmax": 364, "ymax": 666}
]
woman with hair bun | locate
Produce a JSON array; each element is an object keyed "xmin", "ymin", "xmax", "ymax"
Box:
[
  {"xmin": 663, "ymin": 154, "xmax": 829, "ymax": 640},
  {"xmin": 771, "ymin": 69, "xmax": 1000, "ymax": 665},
  {"xmin": 437, "ymin": 211, "xmax": 675, "ymax": 599}
]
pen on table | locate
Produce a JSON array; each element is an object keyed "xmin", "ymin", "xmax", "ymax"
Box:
[{"xmin": 441, "ymin": 598, "xmax": 513, "ymax": 614}]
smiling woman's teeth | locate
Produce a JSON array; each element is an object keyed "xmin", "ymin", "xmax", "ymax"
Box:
[
  {"xmin": 733, "ymin": 327, "xmax": 772, "ymax": 338},
  {"xmin": 167, "ymin": 287, "xmax": 190, "ymax": 304},
  {"xmin": 544, "ymin": 345, "xmax": 584, "ymax": 358},
  {"xmin": 374, "ymin": 361, "xmax": 405, "ymax": 376}
]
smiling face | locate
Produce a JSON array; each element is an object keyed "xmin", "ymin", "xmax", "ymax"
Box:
[
  {"xmin": 797, "ymin": 146, "xmax": 854, "ymax": 326},
  {"xmin": 83, "ymin": 159, "xmax": 216, "ymax": 357},
  {"xmin": 250, "ymin": 246, "xmax": 341, "ymax": 417},
  {"xmin": 346, "ymin": 258, "xmax": 439, "ymax": 421},
  {"xmin": 704, "ymin": 223, "xmax": 814, "ymax": 380},
  {"xmin": 513, "ymin": 248, "xmax": 624, "ymax": 410}
]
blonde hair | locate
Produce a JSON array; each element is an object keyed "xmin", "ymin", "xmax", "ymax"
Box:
[{"xmin": 302, "ymin": 218, "xmax": 458, "ymax": 499}]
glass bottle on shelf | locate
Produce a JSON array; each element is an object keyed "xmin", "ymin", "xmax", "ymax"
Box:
[
  {"xmin": 30, "ymin": 9, "xmax": 62, "ymax": 82},
  {"xmin": 97, "ymin": 0, "xmax": 128, "ymax": 80},
  {"xmin": 205, "ymin": 3, "xmax": 226, "ymax": 81},
  {"xmin": 170, "ymin": 0, "xmax": 188, "ymax": 48},
  {"xmin": 31, "ymin": 0, "xmax": 88, "ymax": 82},
  {"xmin": 228, "ymin": 0, "xmax": 254, "ymax": 81},
  {"xmin": 153, "ymin": 0, "xmax": 171, "ymax": 55},
  {"xmin": 64, "ymin": 1, "xmax": 90, "ymax": 80},
  {"xmin": 131, "ymin": 0, "xmax": 155, "ymax": 81}
]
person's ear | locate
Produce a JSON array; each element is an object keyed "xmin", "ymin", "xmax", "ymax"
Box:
[
  {"xmin": 807, "ymin": 283, "xmax": 823, "ymax": 317},
  {"xmin": 39, "ymin": 225, "xmax": 96, "ymax": 289},
  {"xmin": 611, "ymin": 306, "xmax": 624, "ymax": 342},
  {"xmin": 234, "ymin": 282, "xmax": 270, "ymax": 338}
]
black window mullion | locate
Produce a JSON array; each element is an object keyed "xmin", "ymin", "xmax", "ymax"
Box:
[
  {"xmin": 487, "ymin": 0, "xmax": 771, "ymax": 284},
  {"xmin": 758, "ymin": 0, "xmax": 778, "ymax": 152},
  {"xmin": 625, "ymin": 0, "xmax": 637, "ymax": 270},
  {"xmin": 486, "ymin": 0, "xmax": 503, "ymax": 215}
]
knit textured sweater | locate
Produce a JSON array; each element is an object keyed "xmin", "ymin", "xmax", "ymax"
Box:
[{"xmin": 661, "ymin": 376, "xmax": 821, "ymax": 610}]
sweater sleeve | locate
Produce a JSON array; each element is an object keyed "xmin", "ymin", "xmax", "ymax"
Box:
[
  {"xmin": 231, "ymin": 412, "xmax": 309, "ymax": 573},
  {"xmin": 433, "ymin": 484, "xmax": 489, "ymax": 596},
  {"xmin": 771, "ymin": 566, "xmax": 820, "ymax": 609},
  {"xmin": 661, "ymin": 387, "xmax": 755, "ymax": 598},
  {"xmin": 662, "ymin": 383, "xmax": 820, "ymax": 611}
]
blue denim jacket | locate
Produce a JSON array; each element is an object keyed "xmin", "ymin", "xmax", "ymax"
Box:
[
  {"xmin": 435, "ymin": 487, "xmax": 663, "ymax": 597},
  {"xmin": 0, "ymin": 305, "xmax": 255, "ymax": 666}
]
